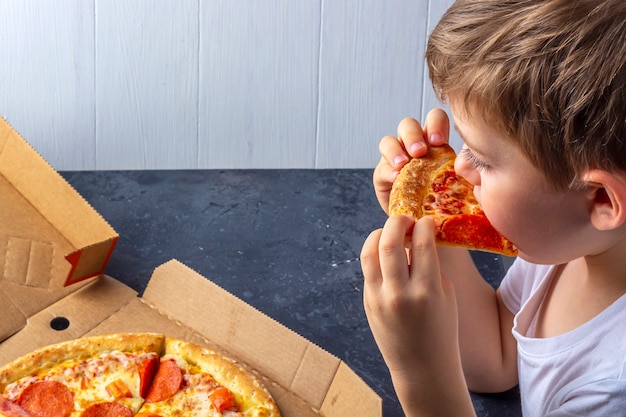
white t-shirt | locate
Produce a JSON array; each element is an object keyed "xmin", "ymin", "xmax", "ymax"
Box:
[{"xmin": 499, "ymin": 258, "xmax": 626, "ymax": 416}]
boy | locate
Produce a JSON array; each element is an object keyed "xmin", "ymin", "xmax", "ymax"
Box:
[{"xmin": 360, "ymin": 0, "xmax": 626, "ymax": 416}]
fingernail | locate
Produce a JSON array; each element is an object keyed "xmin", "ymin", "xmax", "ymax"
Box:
[
  {"xmin": 393, "ymin": 155, "xmax": 407, "ymax": 167},
  {"xmin": 429, "ymin": 133, "xmax": 443, "ymax": 144},
  {"xmin": 410, "ymin": 142, "xmax": 426, "ymax": 155}
]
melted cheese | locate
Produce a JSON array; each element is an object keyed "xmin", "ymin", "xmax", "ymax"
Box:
[
  {"xmin": 423, "ymin": 166, "xmax": 481, "ymax": 218},
  {"xmin": 3, "ymin": 351, "xmax": 157, "ymax": 416},
  {"xmin": 139, "ymin": 354, "xmax": 245, "ymax": 417}
]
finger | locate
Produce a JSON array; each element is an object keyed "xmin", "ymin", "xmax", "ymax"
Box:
[
  {"xmin": 373, "ymin": 159, "xmax": 397, "ymax": 213},
  {"xmin": 379, "ymin": 135, "xmax": 409, "ymax": 170},
  {"xmin": 408, "ymin": 216, "xmax": 441, "ymax": 288},
  {"xmin": 373, "ymin": 155, "xmax": 398, "ymax": 185},
  {"xmin": 423, "ymin": 109, "xmax": 450, "ymax": 147},
  {"xmin": 378, "ymin": 215, "xmax": 415, "ymax": 291},
  {"xmin": 361, "ymin": 228, "xmax": 384, "ymax": 286},
  {"xmin": 397, "ymin": 117, "xmax": 428, "ymax": 158}
]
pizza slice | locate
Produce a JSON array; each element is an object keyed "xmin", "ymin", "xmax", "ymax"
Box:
[
  {"xmin": 138, "ymin": 337, "xmax": 279, "ymax": 416},
  {"xmin": 0, "ymin": 333, "xmax": 164, "ymax": 417},
  {"xmin": 389, "ymin": 144, "xmax": 517, "ymax": 256}
]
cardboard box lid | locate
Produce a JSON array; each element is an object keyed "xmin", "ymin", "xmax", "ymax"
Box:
[{"xmin": 0, "ymin": 117, "xmax": 118, "ymax": 342}]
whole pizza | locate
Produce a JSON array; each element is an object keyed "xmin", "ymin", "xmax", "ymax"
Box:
[
  {"xmin": 0, "ymin": 333, "xmax": 280, "ymax": 417},
  {"xmin": 389, "ymin": 144, "xmax": 517, "ymax": 256}
]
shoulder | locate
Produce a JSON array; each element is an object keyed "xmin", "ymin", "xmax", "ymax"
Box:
[
  {"xmin": 499, "ymin": 258, "xmax": 555, "ymax": 314},
  {"xmin": 548, "ymin": 378, "xmax": 626, "ymax": 416}
]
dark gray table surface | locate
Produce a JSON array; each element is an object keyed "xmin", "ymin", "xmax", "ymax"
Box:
[{"xmin": 61, "ymin": 169, "xmax": 522, "ymax": 417}]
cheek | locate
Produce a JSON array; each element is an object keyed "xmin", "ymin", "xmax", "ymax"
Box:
[
  {"xmin": 480, "ymin": 186, "xmax": 591, "ymax": 262},
  {"xmin": 477, "ymin": 184, "xmax": 537, "ymax": 242},
  {"xmin": 479, "ymin": 191, "xmax": 515, "ymax": 234}
]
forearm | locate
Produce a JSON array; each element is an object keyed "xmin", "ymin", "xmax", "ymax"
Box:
[
  {"xmin": 437, "ymin": 247, "xmax": 518, "ymax": 392},
  {"xmin": 390, "ymin": 360, "xmax": 476, "ymax": 417}
]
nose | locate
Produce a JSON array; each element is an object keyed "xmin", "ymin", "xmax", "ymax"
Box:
[{"xmin": 454, "ymin": 147, "xmax": 481, "ymax": 186}]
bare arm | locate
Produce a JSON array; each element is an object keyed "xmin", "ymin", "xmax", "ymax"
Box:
[{"xmin": 437, "ymin": 247, "xmax": 518, "ymax": 392}]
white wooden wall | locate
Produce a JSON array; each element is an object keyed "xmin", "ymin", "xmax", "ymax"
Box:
[{"xmin": 0, "ymin": 0, "xmax": 458, "ymax": 171}]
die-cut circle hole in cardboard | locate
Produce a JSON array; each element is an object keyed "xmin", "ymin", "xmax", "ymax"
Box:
[{"xmin": 50, "ymin": 317, "xmax": 70, "ymax": 331}]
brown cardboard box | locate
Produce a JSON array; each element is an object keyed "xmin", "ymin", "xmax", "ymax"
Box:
[{"xmin": 0, "ymin": 118, "xmax": 382, "ymax": 416}]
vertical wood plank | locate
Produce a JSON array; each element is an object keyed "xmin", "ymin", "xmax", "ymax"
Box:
[
  {"xmin": 0, "ymin": 0, "xmax": 96, "ymax": 170},
  {"xmin": 421, "ymin": 0, "xmax": 461, "ymax": 151},
  {"xmin": 95, "ymin": 0, "xmax": 199, "ymax": 170},
  {"xmin": 0, "ymin": 0, "xmax": 456, "ymax": 170},
  {"xmin": 197, "ymin": 0, "xmax": 321, "ymax": 168},
  {"xmin": 316, "ymin": 0, "xmax": 429, "ymax": 168}
]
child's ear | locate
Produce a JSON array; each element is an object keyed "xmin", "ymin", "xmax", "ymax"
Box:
[{"xmin": 581, "ymin": 170, "xmax": 626, "ymax": 231}]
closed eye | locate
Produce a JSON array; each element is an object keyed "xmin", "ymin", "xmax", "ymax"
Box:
[{"xmin": 460, "ymin": 147, "xmax": 491, "ymax": 171}]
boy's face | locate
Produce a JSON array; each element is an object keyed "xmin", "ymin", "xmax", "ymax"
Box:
[{"xmin": 450, "ymin": 104, "xmax": 594, "ymax": 265}]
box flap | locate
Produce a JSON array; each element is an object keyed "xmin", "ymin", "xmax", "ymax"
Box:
[
  {"xmin": 321, "ymin": 362, "xmax": 382, "ymax": 417},
  {"xmin": 141, "ymin": 260, "xmax": 381, "ymax": 416},
  {"xmin": 0, "ymin": 117, "xmax": 118, "ymax": 288},
  {"xmin": 0, "ymin": 117, "xmax": 119, "ymax": 342},
  {"xmin": 142, "ymin": 261, "xmax": 337, "ymax": 403}
]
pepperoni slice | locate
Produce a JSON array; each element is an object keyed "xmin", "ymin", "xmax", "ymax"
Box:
[
  {"xmin": 0, "ymin": 396, "xmax": 32, "ymax": 417},
  {"xmin": 440, "ymin": 214, "xmax": 503, "ymax": 251},
  {"xmin": 79, "ymin": 402, "xmax": 133, "ymax": 417},
  {"xmin": 144, "ymin": 359, "xmax": 183, "ymax": 403},
  {"xmin": 17, "ymin": 381, "xmax": 74, "ymax": 417},
  {"xmin": 138, "ymin": 356, "xmax": 159, "ymax": 398}
]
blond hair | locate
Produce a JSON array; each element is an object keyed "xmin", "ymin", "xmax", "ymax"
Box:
[{"xmin": 426, "ymin": 0, "xmax": 626, "ymax": 189}]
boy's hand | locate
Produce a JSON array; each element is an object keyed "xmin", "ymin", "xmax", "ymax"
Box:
[
  {"xmin": 361, "ymin": 215, "xmax": 473, "ymax": 415},
  {"xmin": 361, "ymin": 215, "xmax": 460, "ymax": 374},
  {"xmin": 374, "ymin": 109, "xmax": 450, "ymax": 214}
]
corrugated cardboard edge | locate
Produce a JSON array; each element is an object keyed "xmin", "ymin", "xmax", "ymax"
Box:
[
  {"xmin": 0, "ymin": 291, "xmax": 27, "ymax": 344},
  {"xmin": 0, "ymin": 116, "xmax": 118, "ymax": 286},
  {"xmin": 140, "ymin": 260, "xmax": 382, "ymax": 417}
]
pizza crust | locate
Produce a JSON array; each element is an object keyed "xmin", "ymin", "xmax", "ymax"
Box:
[
  {"xmin": 164, "ymin": 337, "xmax": 279, "ymax": 416},
  {"xmin": 0, "ymin": 333, "xmax": 165, "ymax": 390},
  {"xmin": 388, "ymin": 145, "xmax": 457, "ymax": 219}
]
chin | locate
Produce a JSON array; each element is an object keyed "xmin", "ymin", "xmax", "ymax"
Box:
[
  {"xmin": 515, "ymin": 248, "xmax": 574, "ymax": 266},
  {"xmin": 516, "ymin": 252, "xmax": 549, "ymax": 265}
]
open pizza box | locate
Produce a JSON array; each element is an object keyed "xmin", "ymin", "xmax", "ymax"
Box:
[{"xmin": 0, "ymin": 117, "xmax": 382, "ymax": 417}]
